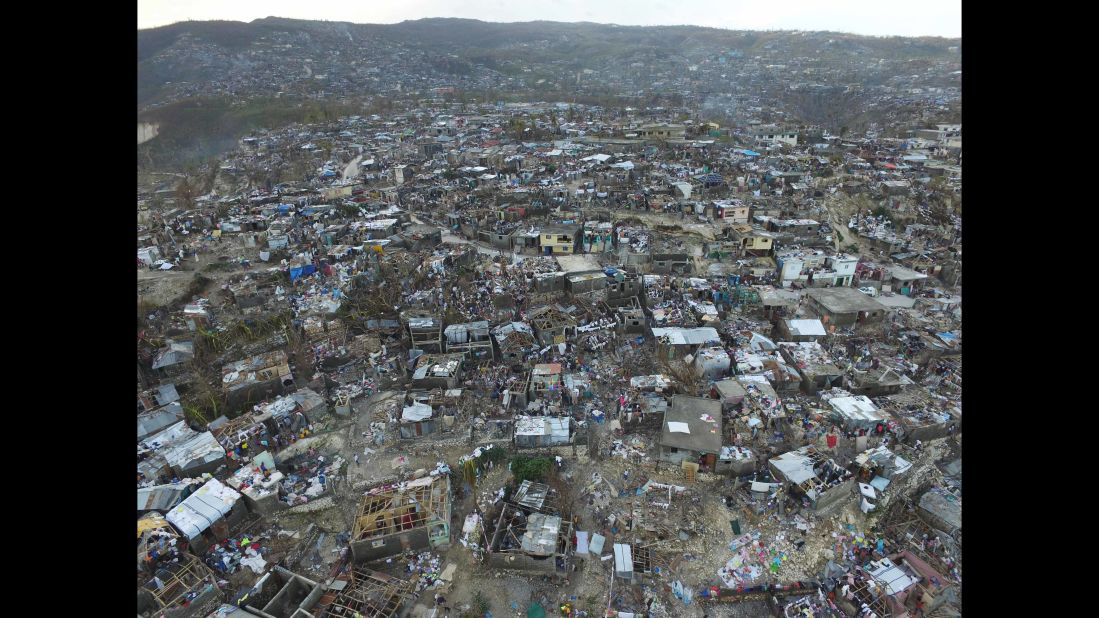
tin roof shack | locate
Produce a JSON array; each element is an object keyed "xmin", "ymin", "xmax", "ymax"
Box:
[
  {"xmin": 445, "ymin": 320, "xmax": 494, "ymax": 361},
  {"xmin": 153, "ymin": 340, "xmax": 195, "ymax": 377},
  {"xmin": 139, "ymin": 401, "xmax": 185, "ymax": 441},
  {"xmin": 487, "ymin": 505, "xmax": 574, "ymax": 575},
  {"xmin": 848, "ymin": 366, "xmax": 915, "ymax": 397},
  {"xmin": 774, "ymin": 319, "xmax": 827, "ymax": 343},
  {"xmin": 805, "ymin": 287, "xmax": 887, "ymax": 328},
  {"xmin": 821, "ymin": 390, "xmax": 887, "ymax": 431},
  {"xmin": 166, "ymin": 478, "xmax": 248, "ymax": 555},
  {"xmin": 659, "ymin": 395, "xmax": 723, "ymax": 468},
  {"xmin": 350, "ymin": 475, "xmax": 452, "ymax": 563},
  {"xmin": 137, "ymin": 530, "xmax": 220, "ymax": 618},
  {"xmin": 221, "ymin": 350, "xmax": 293, "ymax": 408},
  {"xmin": 777, "ymin": 342, "xmax": 843, "ymax": 394},
  {"xmin": 315, "ymin": 566, "xmax": 416, "ymax": 618},
  {"xmin": 917, "ymin": 488, "xmax": 961, "ymax": 537},
  {"xmin": 514, "ymin": 415, "xmax": 575, "ymax": 448},
  {"xmin": 528, "ymin": 305, "xmax": 578, "ymax": 346},
  {"xmin": 693, "ymin": 346, "xmax": 732, "ymax": 380},
  {"xmin": 493, "ymin": 321, "xmax": 536, "ymax": 365},
  {"xmin": 399, "ymin": 400, "xmax": 439, "ymax": 440},
  {"xmin": 138, "ymin": 482, "xmax": 196, "ymax": 513},
  {"xmin": 529, "ymin": 363, "xmax": 564, "ymax": 401},
  {"xmin": 141, "ymin": 421, "xmax": 228, "ymax": 479},
  {"xmin": 769, "ymin": 447, "xmax": 854, "ymax": 512},
  {"xmin": 883, "ymin": 399, "xmax": 958, "ymax": 445},
  {"xmin": 183, "ymin": 302, "xmax": 213, "ymax": 332},
  {"xmin": 411, "ymin": 353, "xmax": 464, "ymax": 390},
  {"xmin": 402, "ymin": 311, "xmax": 444, "ymax": 353},
  {"xmin": 235, "ymin": 566, "xmax": 323, "ymax": 618},
  {"xmin": 716, "ymin": 445, "xmax": 757, "ymax": 476},
  {"xmin": 651, "ymin": 327, "xmax": 721, "ymax": 361}
]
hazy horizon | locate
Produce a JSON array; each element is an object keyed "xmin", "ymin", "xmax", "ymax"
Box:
[{"xmin": 137, "ymin": 1, "xmax": 961, "ymax": 38}]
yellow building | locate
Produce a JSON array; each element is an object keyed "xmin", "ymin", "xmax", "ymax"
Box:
[{"xmin": 539, "ymin": 226, "xmax": 579, "ymax": 255}]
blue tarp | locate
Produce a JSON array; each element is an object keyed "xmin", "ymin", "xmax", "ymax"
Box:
[
  {"xmin": 289, "ymin": 264, "xmax": 317, "ymax": 281},
  {"xmin": 740, "ymin": 149, "xmax": 761, "ymax": 157}
]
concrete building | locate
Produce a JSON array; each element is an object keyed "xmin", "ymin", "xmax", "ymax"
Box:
[
  {"xmin": 658, "ymin": 395, "xmax": 723, "ymax": 468},
  {"xmin": 805, "ymin": 287, "xmax": 888, "ymax": 327}
]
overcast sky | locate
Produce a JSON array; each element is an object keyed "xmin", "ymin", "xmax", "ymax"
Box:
[{"xmin": 137, "ymin": 0, "xmax": 961, "ymax": 38}]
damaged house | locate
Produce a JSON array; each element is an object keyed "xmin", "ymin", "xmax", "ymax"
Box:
[
  {"xmin": 403, "ymin": 311, "xmax": 445, "ymax": 353},
  {"xmin": 493, "ymin": 321, "xmax": 537, "ymax": 365},
  {"xmin": 487, "ymin": 481, "xmax": 574, "ymax": 575},
  {"xmin": 137, "ymin": 516, "xmax": 221, "ymax": 618},
  {"xmin": 769, "ymin": 446, "xmax": 854, "ymax": 512},
  {"xmin": 165, "ymin": 477, "xmax": 248, "ymax": 555},
  {"xmin": 233, "ymin": 566, "xmax": 324, "ymax": 618},
  {"xmin": 444, "ymin": 320, "xmax": 494, "ymax": 360},
  {"xmin": 410, "ymin": 353, "xmax": 464, "ymax": 390},
  {"xmin": 777, "ymin": 342, "xmax": 844, "ymax": 393},
  {"xmin": 221, "ymin": 350, "xmax": 294, "ymax": 407},
  {"xmin": 651, "ymin": 326, "xmax": 722, "ymax": 361},
  {"xmin": 315, "ymin": 566, "xmax": 416, "ymax": 618},
  {"xmin": 527, "ymin": 305, "xmax": 578, "ymax": 346},
  {"xmin": 821, "ymin": 389, "xmax": 889, "ymax": 432},
  {"xmin": 139, "ymin": 421, "xmax": 228, "ymax": 480},
  {"xmin": 350, "ymin": 475, "xmax": 452, "ymax": 563},
  {"xmin": 513, "ymin": 415, "xmax": 575, "ymax": 448}
]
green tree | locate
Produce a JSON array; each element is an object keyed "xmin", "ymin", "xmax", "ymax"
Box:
[{"xmin": 510, "ymin": 456, "xmax": 553, "ymax": 484}]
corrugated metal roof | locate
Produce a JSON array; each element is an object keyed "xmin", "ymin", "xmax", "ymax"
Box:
[
  {"xmin": 520, "ymin": 513, "xmax": 561, "ymax": 556},
  {"xmin": 770, "ymin": 451, "xmax": 817, "ymax": 485},
  {"xmin": 651, "ymin": 327, "xmax": 720, "ymax": 346},
  {"xmin": 166, "ymin": 479, "xmax": 241, "ymax": 540},
  {"xmin": 513, "ymin": 480, "xmax": 549, "ymax": 511},
  {"xmin": 614, "ymin": 543, "xmax": 633, "ymax": 574},
  {"xmin": 138, "ymin": 402, "xmax": 184, "ymax": 440},
  {"xmin": 137, "ymin": 484, "xmax": 189, "ymax": 511}
]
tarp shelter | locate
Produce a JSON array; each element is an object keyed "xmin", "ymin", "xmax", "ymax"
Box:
[
  {"xmin": 166, "ymin": 478, "xmax": 242, "ymax": 540},
  {"xmin": 589, "ymin": 533, "xmax": 606, "ymax": 556},
  {"xmin": 528, "ymin": 602, "xmax": 547, "ymax": 618},
  {"xmin": 401, "ymin": 402, "xmax": 433, "ymax": 422},
  {"xmin": 575, "ymin": 531, "xmax": 589, "ymax": 555}
]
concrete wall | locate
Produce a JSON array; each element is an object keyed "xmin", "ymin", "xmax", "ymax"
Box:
[
  {"xmin": 487, "ymin": 551, "xmax": 558, "ymax": 573},
  {"xmin": 813, "ymin": 478, "xmax": 855, "ymax": 512},
  {"xmin": 716, "ymin": 457, "xmax": 757, "ymax": 476},
  {"xmin": 351, "ymin": 528, "xmax": 430, "ymax": 563},
  {"xmin": 659, "ymin": 446, "xmax": 701, "ymax": 465}
]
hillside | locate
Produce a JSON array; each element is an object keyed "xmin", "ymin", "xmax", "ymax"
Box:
[{"xmin": 138, "ymin": 17, "xmax": 960, "ymax": 169}]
